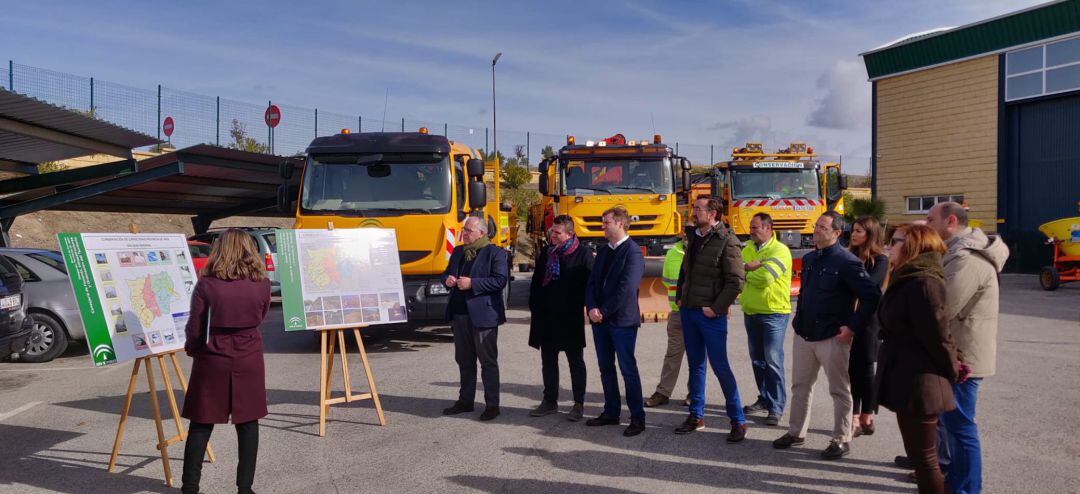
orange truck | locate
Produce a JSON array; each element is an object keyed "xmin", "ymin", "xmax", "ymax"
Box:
[{"xmin": 710, "ymin": 142, "xmax": 847, "ymax": 295}]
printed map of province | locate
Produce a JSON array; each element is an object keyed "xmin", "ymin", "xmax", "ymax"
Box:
[
  {"xmin": 303, "ymin": 247, "xmax": 363, "ymax": 291},
  {"xmin": 125, "ymin": 273, "xmax": 177, "ymax": 328}
]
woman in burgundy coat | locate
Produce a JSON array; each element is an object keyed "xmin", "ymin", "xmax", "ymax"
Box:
[{"xmin": 181, "ymin": 229, "xmax": 271, "ymax": 494}]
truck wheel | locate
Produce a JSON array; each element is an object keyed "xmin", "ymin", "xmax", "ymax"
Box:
[
  {"xmin": 1040, "ymin": 266, "xmax": 1060, "ymax": 291},
  {"xmin": 21, "ymin": 313, "xmax": 68, "ymax": 363}
]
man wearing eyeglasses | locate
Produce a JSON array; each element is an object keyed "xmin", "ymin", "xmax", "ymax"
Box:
[{"xmin": 440, "ymin": 216, "xmax": 509, "ymax": 422}]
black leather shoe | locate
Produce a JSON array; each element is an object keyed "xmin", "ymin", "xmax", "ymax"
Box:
[
  {"xmin": 586, "ymin": 414, "xmax": 620, "ymax": 427},
  {"xmin": 479, "ymin": 406, "xmax": 500, "ymax": 421},
  {"xmin": 772, "ymin": 433, "xmax": 805, "ymax": 449},
  {"xmin": 442, "ymin": 402, "xmax": 474, "ymax": 415},
  {"xmin": 623, "ymin": 418, "xmax": 645, "ymax": 436},
  {"xmin": 894, "ymin": 455, "xmax": 914, "ymax": 469},
  {"xmin": 822, "ymin": 440, "xmax": 850, "ymax": 460}
]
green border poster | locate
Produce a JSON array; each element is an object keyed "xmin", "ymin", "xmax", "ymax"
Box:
[
  {"xmin": 58, "ymin": 233, "xmax": 196, "ymax": 366},
  {"xmin": 277, "ymin": 228, "xmax": 406, "ymax": 331}
]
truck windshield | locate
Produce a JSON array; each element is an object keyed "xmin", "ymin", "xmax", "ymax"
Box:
[
  {"xmin": 731, "ymin": 169, "xmax": 819, "ymax": 200},
  {"xmin": 561, "ymin": 158, "xmax": 671, "ymax": 195},
  {"xmin": 300, "ymin": 154, "xmax": 452, "ymax": 215}
]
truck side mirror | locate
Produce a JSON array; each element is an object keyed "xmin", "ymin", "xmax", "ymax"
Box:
[
  {"xmin": 468, "ymin": 181, "xmax": 486, "ymax": 210},
  {"xmin": 538, "ymin": 159, "xmax": 550, "ymax": 173},
  {"xmin": 466, "ymin": 158, "xmax": 485, "ymax": 178},
  {"xmin": 279, "ymin": 160, "xmax": 294, "ymax": 180},
  {"xmin": 681, "ymin": 158, "xmax": 692, "ymax": 171},
  {"xmin": 838, "ymin": 174, "xmax": 849, "ymax": 190},
  {"xmin": 710, "ymin": 173, "xmax": 721, "ymax": 198},
  {"xmin": 539, "ymin": 173, "xmax": 549, "ymax": 195},
  {"xmin": 682, "ymin": 170, "xmax": 691, "ymax": 193}
]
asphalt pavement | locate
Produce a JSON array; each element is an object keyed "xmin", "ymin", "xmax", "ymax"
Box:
[{"xmin": 0, "ymin": 273, "xmax": 1077, "ymax": 493}]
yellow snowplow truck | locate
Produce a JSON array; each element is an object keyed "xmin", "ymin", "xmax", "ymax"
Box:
[
  {"xmin": 710, "ymin": 142, "xmax": 846, "ymax": 296},
  {"xmin": 278, "ymin": 127, "xmax": 515, "ymax": 321},
  {"xmin": 527, "ymin": 133, "xmax": 692, "ymax": 322}
]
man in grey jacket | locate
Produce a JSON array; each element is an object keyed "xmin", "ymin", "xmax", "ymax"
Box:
[{"xmin": 925, "ymin": 202, "xmax": 1009, "ymax": 494}]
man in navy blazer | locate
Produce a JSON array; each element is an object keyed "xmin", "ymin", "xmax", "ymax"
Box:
[
  {"xmin": 585, "ymin": 206, "xmax": 647, "ymax": 436},
  {"xmin": 440, "ymin": 217, "xmax": 509, "ymax": 421}
]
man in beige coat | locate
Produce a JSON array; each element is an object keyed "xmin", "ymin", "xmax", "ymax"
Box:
[{"xmin": 925, "ymin": 201, "xmax": 1009, "ymax": 494}]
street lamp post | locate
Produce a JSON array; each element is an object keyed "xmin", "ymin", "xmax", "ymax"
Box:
[{"xmin": 492, "ymin": 52, "xmax": 502, "ymax": 163}]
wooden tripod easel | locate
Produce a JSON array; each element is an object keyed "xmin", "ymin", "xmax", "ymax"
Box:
[
  {"xmin": 318, "ymin": 327, "xmax": 386, "ymax": 436},
  {"xmin": 107, "ymin": 350, "xmax": 215, "ymax": 487}
]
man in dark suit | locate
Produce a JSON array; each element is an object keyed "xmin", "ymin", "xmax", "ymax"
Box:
[
  {"xmin": 585, "ymin": 206, "xmax": 646, "ymax": 436},
  {"xmin": 441, "ymin": 216, "xmax": 509, "ymax": 421}
]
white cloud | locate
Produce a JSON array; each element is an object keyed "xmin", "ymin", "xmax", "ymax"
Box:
[{"xmin": 806, "ymin": 59, "xmax": 870, "ymax": 130}]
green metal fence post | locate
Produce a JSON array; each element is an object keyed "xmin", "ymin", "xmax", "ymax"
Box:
[
  {"xmin": 215, "ymin": 96, "xmax": 220, "ymax": 146},
  {"xmin": 443, "ymin": 123, "xmax": 447, "ymax": 136},
  {"xmin": 315, "ymin": 108, "xmax": 318, "ymax": 139},
  {"xmin": 8, "ymin": 61, "xmax": 12, "ymax": 91},
  {"xmin": 400, "ymin": 117, "xmax": 404, "ymax": 132},
  {"xmin": 89, "ymin": 77, "xmax": 94, "ymax": 113},
  {"xmin": 157, "ymin": 84, "xmax": 162, "ymax": 141},
  {"xmin": 527, "ymin": 131, "xmax": 530, "ymax": 171},
  {"xmin": 358, "ymin": 115, "xmax": 362, "ymax": 133}
]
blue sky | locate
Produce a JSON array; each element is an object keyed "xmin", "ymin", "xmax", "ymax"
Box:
[{"xmin": 2, "ymin": 0, "xmax": 1047, "ymax": 171}]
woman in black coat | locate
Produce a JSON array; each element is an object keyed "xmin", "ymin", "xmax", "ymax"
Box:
[
  {"xmin": 528, "ymin": 215, "xmax": 594, "ymax": 421},
  {"xmin": 848, "ymin": 216, "xmax": 889, "ymax": 437}
]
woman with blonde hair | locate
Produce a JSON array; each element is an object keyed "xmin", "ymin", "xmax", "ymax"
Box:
[
  {"xmin": 847, "ymin": 216, "xmax": 888, "ymax": 437},
  {"xmin": 181, "ymin": 229, "xmax": 271, "ymax": 494},
  {"xmin": 876, "ymin": 224, "xmax": 964, "ymax": 494}
]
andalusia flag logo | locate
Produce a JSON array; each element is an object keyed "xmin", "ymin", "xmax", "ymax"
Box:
[{"xmin": 92, "ymin": 343, "xmax": 115, "ymax": 363}]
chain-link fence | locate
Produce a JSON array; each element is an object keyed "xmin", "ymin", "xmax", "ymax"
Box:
[{"xmin": 1, "ymin": 60, "xmax": 870, "ymax": 172}]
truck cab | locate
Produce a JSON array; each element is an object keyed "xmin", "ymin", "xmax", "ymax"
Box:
[{"xmin": 531, "ymin": 134, "xmax": 691, "ymax": 256}]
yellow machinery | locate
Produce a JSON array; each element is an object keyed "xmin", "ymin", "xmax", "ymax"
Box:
[
  {"xmin": 280, "ymin": 128, "xmax": 515, "ymax": 320},
  {"xmin": 711, "ymin": 142, "xmax": 847, "ymax": 295},
  {"xmin": 527, "ymin": 133, "xmax": 691, "ymax": 321}
]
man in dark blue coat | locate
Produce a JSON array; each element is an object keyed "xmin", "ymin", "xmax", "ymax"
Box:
[
  {"xmin": 772, "ymin": 211, "xmax": 881, "ymax": 460},
  {"xmin": 585, "ymin": 206, "xmax": 646, "ymax": 436},
  {"xmin": 441, "ymin": 216, "xmax": 509, "ymax": 421}
]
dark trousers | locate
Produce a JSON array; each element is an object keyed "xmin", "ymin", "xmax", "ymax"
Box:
[
  {"xmin": 182, "ymin": 420, "xmax": 258, "ymax": 494},
  {"xmin": 452, "ymin": 314, "xmax": 500, "ymax": 407},
  {"xmin": 897, "ymin": 413, "xmax": 946, "ymax": 494},
  {"xmin": 541, "ymin": 345, "xmax": 587, "ymax": 404},
  {"xmin": 592, "ymin": 323, "xmax": 644, "ymax": 420},
  {"xmin": 849, "ymin": 362, "xmax": 876, "ymax": 414}
]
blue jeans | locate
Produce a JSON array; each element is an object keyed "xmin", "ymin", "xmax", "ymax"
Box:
[
  {"xmin": 592, "ymin": 323, "xmax": 645, "ymax": 420},
  {"xmin": 940, "ymin": 378, "xmax": 982, "ymax": 494},
  {"xmin": 682, "ymin": 309, "xmax": 745, "ymax": 425},
  {"xmin": 744, "ymin": 313, "xmax": 789, "ymax": 415}
]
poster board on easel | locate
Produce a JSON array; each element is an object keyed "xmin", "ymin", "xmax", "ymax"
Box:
[
  {"xmin": 276, "ymin": 227, "xmax": 401, "ymax": 435},
  {"xmin": 57, "ymin": 232, "xmax": 211, "ymax": 486}
]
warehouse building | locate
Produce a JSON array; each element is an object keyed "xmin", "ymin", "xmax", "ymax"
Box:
[{"xmin": 861, "ymin": 0, "xmax": 1080, "ymax": 271}]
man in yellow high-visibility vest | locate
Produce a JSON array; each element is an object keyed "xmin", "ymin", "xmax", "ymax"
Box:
[{"xmin": 645, "ymin": 231, "xmax": 690, "ymax": 407}]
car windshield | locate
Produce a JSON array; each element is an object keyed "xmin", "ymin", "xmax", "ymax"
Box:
[
  {"xmin": 562, "ymin": 158, "xmax": 672, "ymax": 195},
  {"xmin": 26, "ymin": 251, "xmax": 67, "ymax": 274},
  {"xmin": 301, "ymin": 154, "xmax": 452, "ymax": 215},
  {"xmin": 731, "ymin": 169, "xmax": 820, "ymax": 200}
]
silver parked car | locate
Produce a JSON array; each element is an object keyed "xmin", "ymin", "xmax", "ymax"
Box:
[{"xmin": 0, "ymin": 248, "xmax": 83, "ymax": 363}]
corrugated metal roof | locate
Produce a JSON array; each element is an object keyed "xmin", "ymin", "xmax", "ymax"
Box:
[
  {"xmin": 0, "ymin": 88, "xmax": 160, "ymax": 165},
  {"xmin": 861, "ymin": 0, "xmax": 1080, "ymax": 80},
  {"xmin": 0, "ymin": 144, "xmax": 300, "ymax": 218}
]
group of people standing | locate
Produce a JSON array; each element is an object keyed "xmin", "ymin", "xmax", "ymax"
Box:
[
  {"xmin": 443, "ymin": 198, "xmax": 1006, "ymax": 494},
  {"xmin": 173, "ymin": 196, "xmax": 1006, "ymax": 494}
]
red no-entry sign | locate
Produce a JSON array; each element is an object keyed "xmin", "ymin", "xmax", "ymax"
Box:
[
  {"xmin": 265, "ymin": 105, "xmax": 281, "ymax": 128},
  {"xmin": 162, "ymin": 116, "xmax": 174, "ymax": 137}
]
